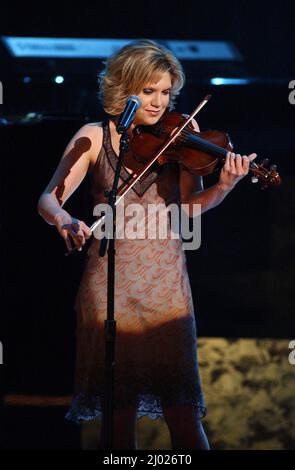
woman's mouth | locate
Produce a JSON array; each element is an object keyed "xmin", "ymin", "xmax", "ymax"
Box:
[{"xmin": 146, "ymin": 110, "xmax": 161, "ymax": 116}]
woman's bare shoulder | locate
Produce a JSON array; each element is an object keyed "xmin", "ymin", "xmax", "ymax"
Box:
[
  {"xmin": 78, "ymin": 121, "xmax": 104, "ymax": 168},
  {"xmin": 86, "ymin": 121, "xmax": 103, "ymax": 129},
  {"xmin": 80, "ymin": 121, "xmax": 103, "ymax": 136}
]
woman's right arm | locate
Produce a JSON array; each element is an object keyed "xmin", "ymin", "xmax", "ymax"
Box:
[{"xmin": 37, "ymin": 123, "xmax": 103, "ymax": 251}]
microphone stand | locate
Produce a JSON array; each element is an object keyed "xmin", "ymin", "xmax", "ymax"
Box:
[{"xmin": 99, "ymin": 128, "xmax": 129, "ymax": 450}]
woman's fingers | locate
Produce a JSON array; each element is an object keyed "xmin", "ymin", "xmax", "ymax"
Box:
[
  {"xmin": 224, "ymin": 151, "xmax": 231, "ymax": 170},
  {"xmin": 248, "ymin": 152, "xmax": 257, "ymax": 161},
  {"xmin": 65, "ymin": 232, "xmax": 74, "ymax": 251},
  {"xmin": 79, "ymin": 221, "xmax": 92, "ymax": 239},
  {"xmin": 233, "ymin": 153, "xmax": 242, "ymax": 172},
  {"xmin": 62, "ymin": 222, "xmax": 84, "ymax": 250},
  {"xmin": 54, "ymin": 213, "xmax": 92, "ymax": 251},
  {"xmin": 226, "ymin": 152, "xmax": 242, "ymax": 174},
  {"xmin": 226, "ymin": 152, "xmax": 257, "ymax": 175},
  {"xmin": 62, "ymin": 228, "xmax": 82, "ymax": 251},
  {"xmin": 58, "ymin": 217, "xmax": 92, "ymax": 251}
]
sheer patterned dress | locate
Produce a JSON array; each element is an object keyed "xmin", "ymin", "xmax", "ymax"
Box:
[{"xmin": 66, "ymin": 121, "xmax": 206, "ymax": 423}]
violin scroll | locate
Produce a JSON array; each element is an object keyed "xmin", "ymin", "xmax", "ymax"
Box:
[{"xmin": 250, "ymin": 158, "xmax": 281, "ymax": 189}]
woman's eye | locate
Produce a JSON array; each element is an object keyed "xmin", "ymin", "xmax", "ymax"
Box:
[{"xmin": 142, "ymin": 89, "xmax": 170, "ymax": 95}]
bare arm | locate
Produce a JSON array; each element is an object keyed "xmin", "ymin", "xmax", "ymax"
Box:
[
  {"xmin": 179, "ymin": 119, "xmax": 257, "ymax": 215},
  {"xmin": 37, "ymin": 123, "xmax": 102, "ymax": 250}
]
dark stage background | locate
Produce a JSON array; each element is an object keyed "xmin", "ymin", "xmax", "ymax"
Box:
[{"xmin": 0, "ymin": 0, "xmax": 295, "ymax": 450}]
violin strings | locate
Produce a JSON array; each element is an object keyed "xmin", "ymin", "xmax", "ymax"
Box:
[{"xmin": 180, "ymin": 128, "xmax": 227, "ymax": 159}]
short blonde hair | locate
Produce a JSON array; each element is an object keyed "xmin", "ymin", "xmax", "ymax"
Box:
[{"xmin": 98, "ymin": 39, "xmax": 185, "ymax": 116}]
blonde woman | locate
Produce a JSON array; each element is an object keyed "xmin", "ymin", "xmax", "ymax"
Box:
[{"xmin": 37, "ymin": 39, "xmax": 256, "ymax": 449}]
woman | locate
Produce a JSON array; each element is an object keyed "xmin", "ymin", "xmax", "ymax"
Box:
[{"xmin": 37, "ymin": 39, "xmax": 256, "ymax": 449}]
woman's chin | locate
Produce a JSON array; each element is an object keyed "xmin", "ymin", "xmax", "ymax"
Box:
[{"xmin": 136, "ymin": 114, "xmax": 162, "ymax": 126}]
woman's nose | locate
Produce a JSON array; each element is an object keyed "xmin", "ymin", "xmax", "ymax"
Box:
[{"xmin": 151, "ymin": 93, "xmax": 162, "ymax": 107}]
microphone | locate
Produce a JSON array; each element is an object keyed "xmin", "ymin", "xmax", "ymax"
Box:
[{"xmin": 116, "ymin": 95, "xmax": 142, "ymax": 134}]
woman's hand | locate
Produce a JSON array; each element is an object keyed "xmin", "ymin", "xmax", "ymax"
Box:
[
  {"xmin": 218, "ymin": 151, "xmax": 257, "ymax": 191},
  {"xmin": 54, "ymin": 211, "xmax": 92, "ymax": 252}
]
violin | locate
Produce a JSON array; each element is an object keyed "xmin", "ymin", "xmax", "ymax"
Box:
[
  {"xmin": 124, "ymin": 110, "xmax": 281, "ymax": 190},
  {"xmin": 66, "ymin": 97, "xmax": 281, "ymax": 255}
]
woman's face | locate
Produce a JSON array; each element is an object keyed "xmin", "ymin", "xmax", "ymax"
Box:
[{"xmin": 133, "ymin": 71, "xmax": 172, "ymax": 126}]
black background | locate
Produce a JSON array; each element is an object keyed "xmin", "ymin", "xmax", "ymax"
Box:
[{"xmin": 1, "ymin": 0, "xmax": 295, "ymax": 396}]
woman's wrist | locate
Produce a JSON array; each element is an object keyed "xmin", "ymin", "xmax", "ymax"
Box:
[
  {"xmin": 53, "ymin": 209, "xmax": 69, "ymax": 226},
  {"xmin": 216, "ymin": 181, "xmax": 235, "ymax": 192}
]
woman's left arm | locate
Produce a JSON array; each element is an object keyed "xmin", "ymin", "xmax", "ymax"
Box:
[{"xmin": 179, "ymin": 119, "xmax": 257, "ymax": 215}]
